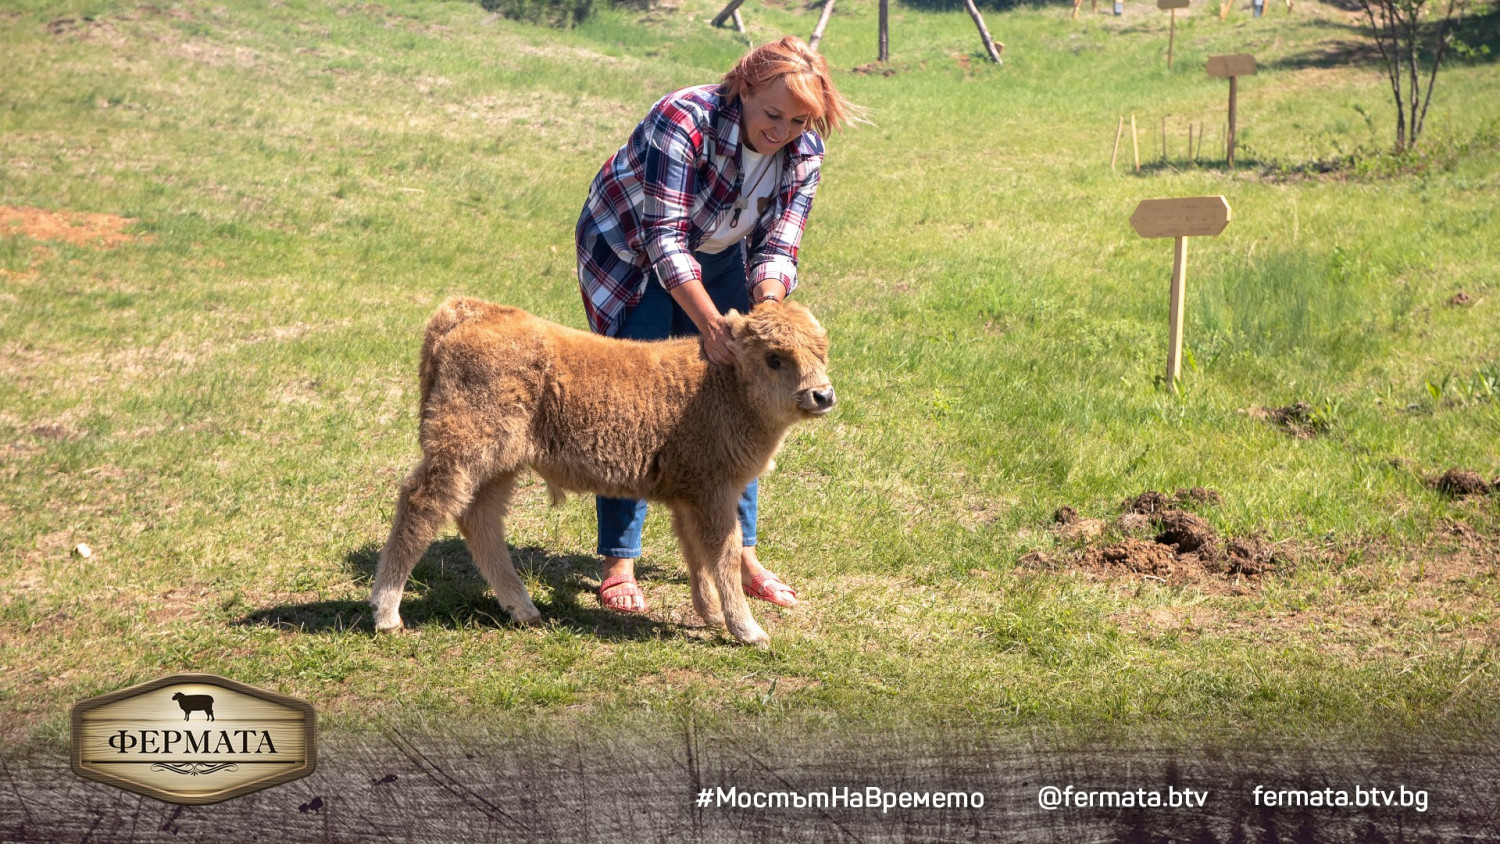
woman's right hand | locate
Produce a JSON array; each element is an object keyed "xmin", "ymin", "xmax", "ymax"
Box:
[
  {"xmin": 699, "ymin": 314, "xmax": 738, "ymax": 366},
  {"xmin": 668, "ymin": 277, "xmax": 739, "ymax": 366}
]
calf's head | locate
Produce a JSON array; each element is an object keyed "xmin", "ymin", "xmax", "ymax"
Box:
[{"xmin": 728, "ymin": 301, "xmax": 835, "ymax": 423}]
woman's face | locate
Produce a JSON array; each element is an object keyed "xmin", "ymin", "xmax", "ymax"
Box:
[{"xmin": 740, "ymin": 76, "xmax": 815, "ymax": 155}]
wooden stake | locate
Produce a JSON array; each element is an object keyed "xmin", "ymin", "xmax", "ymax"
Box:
[
  {"xmin": 963, "ymin": 0, "xmax": 1004, "ymax": 63},
  {"xmin": 1161, "ymin": 115, "xmax": 1168, "ymax": 162},
  {"xmin": 1168, "ymin": 8, "xmax": 1176, "ymax": 69},
  {"xmin": 809, "ymin": 0, "xmax": 836, "ymax": 50},
  {"xmin": 1131, "ymin": 113, "xmax": 1140, "ymax": 172},
  {"xmin": 1228, "ymin": 75, "xmax": 1238, "ymax": 167},
  {"xmin": 1073, "ymin": 0, "xmax": 1082, "ymax": 19},
  {"xmin": 711, "ymin": 0, "xmax": 747, "ymax": 28},
  {"xmin": 731, "ymin": 7, "xmax": 745, "ymax": 33},
  {"xmin": 1218, "ymin": 0, "xmax": 1231, "ymax": 19},
  {"xmin": 1166, "ymin": 235, "xmax": 1188, "ymax": 391},
  {"xmin": 878, "ymin": 0, "xmax": 889, "ymax": 62},
  {"xmin": 1093, "ymin": 0, "xmax": 1098, "ymax": 12},
  {"xmin": 1111, "ymin": 116, "xmax": 1124, "ymax": 169}
]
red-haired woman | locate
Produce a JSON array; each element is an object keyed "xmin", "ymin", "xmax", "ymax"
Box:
[{"xmin": 576, "ymin": 36, "xmax": 860, "ymax": 615}]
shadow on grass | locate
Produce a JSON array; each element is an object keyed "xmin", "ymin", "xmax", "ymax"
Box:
[
  {"xmin": 237, "ymin": 538, "xmax": 706, "ymax": 643},
  {"xmin": 1265, "ymin": 4, "xmax": 1500, "ymax": 73}
]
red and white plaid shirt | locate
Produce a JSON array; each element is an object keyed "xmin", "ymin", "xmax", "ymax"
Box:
[{"xmin": 575, "ymin": 84, "xmax": 825, "ymax": 336}]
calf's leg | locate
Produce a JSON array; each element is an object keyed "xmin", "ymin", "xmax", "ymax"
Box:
[
  {"xmin": 671, "ymin": 505, "xmax": 725, "ymax": 629},
  {"xmin": 455, "ymin": 473, "xmax": 541, "ymax": 625},
  {"xmin": 371, "ymin": 457, "xmax": 476, "ymax": 633},
  {"xmin": 676, "ymin": 497, "xmax": 768, "ymax": 648}
]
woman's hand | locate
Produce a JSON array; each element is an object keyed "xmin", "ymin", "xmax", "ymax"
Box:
[
  {"xmin": 668, "ymin": 277, "xmax": 739, "ymax": 366},
  {"xmin": 699, "ymin": 313, "xmax": 738, "ymax": 366}
]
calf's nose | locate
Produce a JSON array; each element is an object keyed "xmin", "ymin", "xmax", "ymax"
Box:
[{"xmin": 812, "ymin": 387, "xmax": 836, "ymax": 409}]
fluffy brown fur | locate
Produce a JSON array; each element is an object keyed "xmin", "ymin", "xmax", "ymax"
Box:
[{"xmin": 370, "ymin": 297, "xmax": 835, "ymax": 647}]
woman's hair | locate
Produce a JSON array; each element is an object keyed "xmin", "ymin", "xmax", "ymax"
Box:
[{"xmin": 720, "ymin": 36, "xmax": 864, "ymax": 137}]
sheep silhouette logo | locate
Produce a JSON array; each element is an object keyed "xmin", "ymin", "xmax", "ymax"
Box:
[
  {"xmin": 171, "ymin": 692, "xmax": 215, "ymax": 721},
  {"xmin": 71, "ymin": 673, "xmax": 317, "ymax": 805}
]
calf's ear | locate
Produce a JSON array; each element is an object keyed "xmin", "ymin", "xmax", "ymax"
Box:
[{"xmin": 723, "ymin": 309, "xmax": 746, "ymax": 339}]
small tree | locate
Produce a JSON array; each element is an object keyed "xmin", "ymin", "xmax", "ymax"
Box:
[{"xmin": 1356, "ymin": 0, "xmax": 1472, "ymax": 152}]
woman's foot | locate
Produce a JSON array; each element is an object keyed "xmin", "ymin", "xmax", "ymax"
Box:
[
  {"xmin": 740, "ymin": 548, "xmax": 797, "ymax": 607},
  {"xmin": 599, "ymin": 557, "xmax": 646, "ymax": 613}
]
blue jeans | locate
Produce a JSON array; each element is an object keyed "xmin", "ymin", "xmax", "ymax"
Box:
[{"xmin": 596, "ymin": 246, "xmax": 759, "ymax": 557}]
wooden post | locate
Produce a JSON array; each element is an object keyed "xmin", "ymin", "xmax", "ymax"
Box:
[
  {"xmin": 1073, "ymin": 0, "xmax": 1082, "ymax": 19},
  {"xmin": 1228, "ymin": 76, "xmax": 1237, "ymax": 167},
  {"xmin": 809, "ymin": 0, "xmax": 835, "ymax": 50},
  {"xmin": 1167, "ymin": 235, "xmax": 1187, "ymax": 388},
  {"xmin": 1161, "ymin": 115, "xmax": 1168, "ymax": 162},
  {"xmin": 1168, "ymin": 8, "xmax": 1176, "ymax": 69},
  {"xmin": 711, "ymin": 0, "xmax": 747, "ymax": 28},
  {"xmin": 1093, "ymin": 0, "xmax": 1099, "ymax": 12},
  {"xmin": 878, "ymin": 0, "xmax": 889, "ymax": 62},
  {"xmin": 1219, "ymin": 0, "xmax": 1231, "ymax": 19},
  {"xmin": 1158, "ymin": 0, "xmax": 1188, "ymax": 67},
  {"xmin": 1207, "ymin": 54, "xmax": 1256, "ymax": 168},
  {"xmin": 1131, "ymin": 113, "xmax": 1140, "ymax": 172},
  {"xmin": 1129, "ymin": 196, "xmax": 1233, "ymax": 392},
  {"xmin": 963, "ymin": 0, "xmax": 1004, "ymax": 63},
  {"xmin": 1111, "ymin": 116, "xmax": 1124, "ymax": 169},
  {"xmin": 731, "ymin": 7, "xmax": 745, "ymax": 32}
]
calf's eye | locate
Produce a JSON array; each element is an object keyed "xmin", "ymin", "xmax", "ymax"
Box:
[{"xmin": 765, "ymin": 353, "xmax": 782, "ymax": 370}]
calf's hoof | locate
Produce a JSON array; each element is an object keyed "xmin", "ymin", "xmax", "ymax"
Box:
[
  {"xmin": 509, "ymin": 605, "xmax": 543, "ymax": 626},
  {"xmin": 731, "ymin": 625, "xmax": 771, "ymax": 649},
  {"xmin": 373, "ymin": 618, "xmax": 405, "ymax": 635}
]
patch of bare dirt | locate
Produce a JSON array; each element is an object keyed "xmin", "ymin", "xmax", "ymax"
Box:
[
  {"xmin": 1430, "ymin": 469, "xmax": 1494, "ymax": 498},
  {"xmin": 850, "ymin": 62, "xmax": 900, "ymax": 77},
  {"xmin": 1448, "ymin": 291, "xmax": 1472, "ymax": 307},
  {"xmin": 0, "ymin": 206, "xmax": 142, "ymax": 249}
]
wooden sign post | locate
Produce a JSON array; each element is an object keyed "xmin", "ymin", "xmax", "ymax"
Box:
[
  {"xmin": 1129, "ymin": 196, "xmax": 1232, "ymax": 391},
  {"xmin": 1158, "ymin": 0, "xmax": 1189, "ymax": 69},
  {"xmin": 1206, "ymin": 53, "xmax": 1256, "ymax": 166}
]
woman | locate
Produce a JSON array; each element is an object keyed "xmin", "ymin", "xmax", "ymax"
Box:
[{"xmin": 575, "ymin": 36, "xmax": 860, "ymax": 614}]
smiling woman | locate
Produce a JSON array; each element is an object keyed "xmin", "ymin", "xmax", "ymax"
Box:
[{"xmin": 573, "ymin": 36, "xmax": 862, "ymax": 618}]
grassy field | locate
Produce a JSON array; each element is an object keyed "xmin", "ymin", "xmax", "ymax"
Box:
[{"xmin": 2, "ymin": 0, "xmax": 1499, "ymax": 750}]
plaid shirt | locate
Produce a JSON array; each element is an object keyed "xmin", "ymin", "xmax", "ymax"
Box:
[{"xmin": 575, "ymin": 84, "xmax": 825, "ymax": 336}]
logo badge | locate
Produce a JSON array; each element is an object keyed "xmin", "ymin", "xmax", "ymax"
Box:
[{"xmin": 71, "ymin": 674, "xmax": 317, "ymax": 804}]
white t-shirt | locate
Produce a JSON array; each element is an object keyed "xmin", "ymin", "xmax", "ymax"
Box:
[{"xmin": 697, "ymin": 147, "xmax": 781, "ymax": 255}]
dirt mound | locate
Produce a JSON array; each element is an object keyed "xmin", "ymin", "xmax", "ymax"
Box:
[
  {"xmin": 1121, "ymin": 488, "xmax": 1221, "ymax": 516},
  {"xmin": 1122, "ymin": 490, "xmax": 1174, "ymax": 515},
  {"xmin": 1246, "ymin": 402, "xmax": 1325, "ymax": 439},
  {"xmin": 1082, "ymin": 538, "xmax": 1180, "ymax": 578},
  {"xmin": 1448, "ymin": 291, "xmax": 1472, "ymax": 307},
  {"xmin": 1027, "ymin": 491, "xmax": 1285, "ymax": 587},
  {"xmin": 1155, "ymin": 510, "xmax": 1217, "ymax": 555},
  {"xmin": 1431, "ymin": 469, "xmax": 1493, "ymax": 497},
  {"xmin": 0, "ymin": 206, "xmax": 141, "ymax": 248},
  {"xmin": 1116, "ymin": 512, "xmax": 1155, "ymax": 535}
]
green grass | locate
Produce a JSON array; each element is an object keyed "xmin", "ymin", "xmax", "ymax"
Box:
[{"xmin": 2, "ymin": 0, "xmax": 1498, "ymax": 748}]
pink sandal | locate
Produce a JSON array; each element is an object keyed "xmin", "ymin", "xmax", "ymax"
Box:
[
  {"xmin": 743, "ymin": 571, "xmax": 798, "ymax": 607},
  {"xmin": 599, "ymin": 574, "xmax": 647, "ymax": 614}
]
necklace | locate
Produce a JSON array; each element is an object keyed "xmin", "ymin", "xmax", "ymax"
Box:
[{"xmin": 729, "ymin": 151, "xmax": 777, "ymax": 228}]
